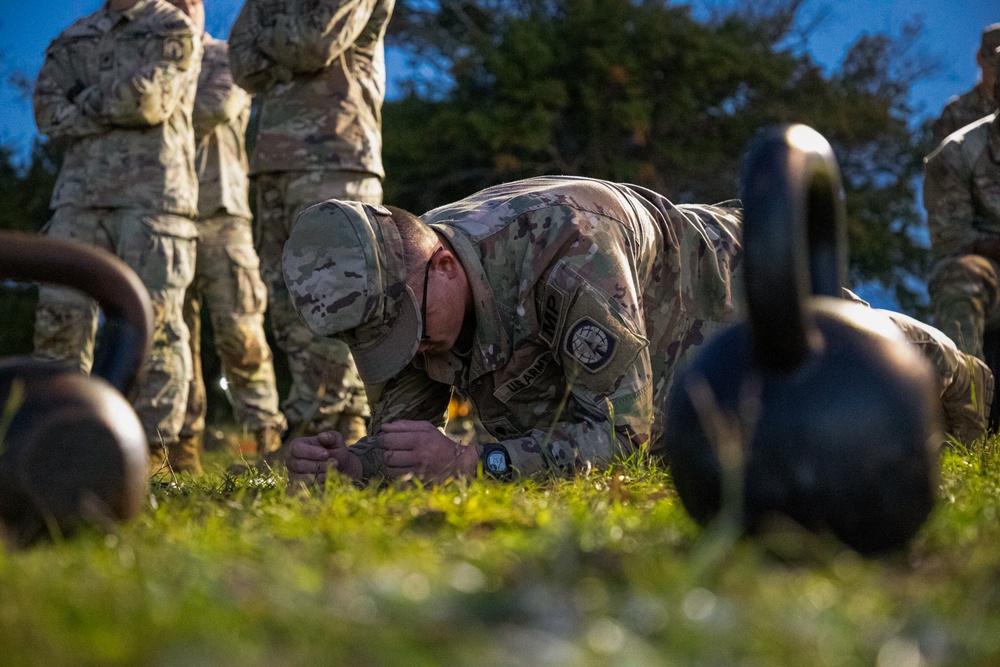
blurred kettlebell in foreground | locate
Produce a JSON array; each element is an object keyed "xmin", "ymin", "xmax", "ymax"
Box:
[
  {"xmin": 664, "ymin": 125, "xmax": 940, "ymax": 555},
  {"xmin": 0, "ymin": 232, "xmax": 152, "ymax": 546}
]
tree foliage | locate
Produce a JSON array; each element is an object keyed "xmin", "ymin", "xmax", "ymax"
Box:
[{"xmin": 382, "ymin": 0, "xmax": 935, "ymax": 311}]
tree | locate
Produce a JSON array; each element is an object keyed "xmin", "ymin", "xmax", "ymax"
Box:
[{"xmin": 382, "ymin": 0, "xmax": 935, "ymax": 311}]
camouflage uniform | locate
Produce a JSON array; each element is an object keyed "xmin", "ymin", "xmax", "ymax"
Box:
[
  {"xmin": 884, "ymin": 311, "xmax": 993, "ymax": 444},
  {"xmin": 931, "ymin": 85, "xmax": 996, "ymax": 147},
  {"xmin": 228, "ymin": 0, "xmax": 394, "ymax": 441},
  {"xmin": 32, "ymin": 0, "xmax": 202, "ymax": 459},
  {"xmin": 924, "ymin": 112, "xmax": 1000, "ymax": 361},
  {"xmin": 284, "ymin": 177, "xmax": 995, "ymax": 483},
  {"xmin": 931, "ymin": 25, "xmax": 1000, "ymax": 146},
  {"xmin": 285, "ymin": 176, "xmax": 747, "ymax": 478},
  {"xmin": 177, "ymin": 34, "xmax": 286, "ymax": 471}
]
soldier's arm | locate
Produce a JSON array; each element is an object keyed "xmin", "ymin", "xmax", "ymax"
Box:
[
  {"xmin": 347, "ymin": 364, "xmax": 454, "ymax": 481},
  {"xmin": 99, "ymin": 24, "xmax": 202, "ymax": 127},
  {"xmin": 227, "ymin": 0, "xmax": 292, "ymax": 94},
  {"xmin": 256, "ymin": 0, "xmax": 379, "ymax": 73},
  {"xmin": 495, "ymin": 376, "xmax": 652, "ymax": 479},
  {"xmin": 33, "ymin": 45, "xmax": 105, "ymax": 140},
  {"xmin": 499, "ymin": 224, "xmax": 653, "ymax": 478},
  {"xmin": 193, "ymin": 45, "xmax": 251, "ymax": 140},
  {"xmin": 924, "ymin": 146, "xmax": 990, "ymax": 260}
]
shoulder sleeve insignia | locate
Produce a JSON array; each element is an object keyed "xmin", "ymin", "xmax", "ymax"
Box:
[
  {"xmin": 557, "ymin": 281, "xmax": 648, "ymax": 393},
  {"xmin": 566, "ymin": 318, "xmax": 616, "ymax": 371}
]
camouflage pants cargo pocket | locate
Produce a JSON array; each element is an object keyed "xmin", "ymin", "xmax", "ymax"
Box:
[
  {"xmin": 36, "ymin": 207, "xmax": 198, "ymax": 447},
  {"xmin": 120, "ymin": 212, "xmax": 198, "ymax": 446},
  {"xmin": 928, "ymin": 254, "xmax": 1000, "ymax": 360},
  {"xmin": 34, "ymin": 207, "xmax": 106, "ymax": 372},
  {"xmin": 182, "ymin": 214, "xmax": 284, "ymax": 438}
]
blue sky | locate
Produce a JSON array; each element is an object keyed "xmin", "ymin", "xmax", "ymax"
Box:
[{"xmin": 0, "ymin": 0, "xmax": 996, "ymax": 160}]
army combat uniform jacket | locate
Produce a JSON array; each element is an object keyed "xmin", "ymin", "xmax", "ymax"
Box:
[
  {"xmin": 351, "ymin": 176, "xmax": 745, "ymax": 478},
  {"xmin": 33, "ymin": 0, "xmax": 202, "ymax": 218},
  {"xmin": 932, "ymin": 84, "xmax": 997, "ymax": 148},
  {"xmin": 925, "ymin": 113, "xmax": 1000, "ymax": 258},
  {"xmin": 227, "ymin": 0, "xmax": 393, "ymax": 178}
]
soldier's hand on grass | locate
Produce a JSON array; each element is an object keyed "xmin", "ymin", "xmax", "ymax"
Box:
[
  {"xmin": 286, "ymin": 431, "xmax": 362, "ymax": 486},
  {"xmin": 380, "ymin": 420, "xmax": 478, "ymax": 483}
]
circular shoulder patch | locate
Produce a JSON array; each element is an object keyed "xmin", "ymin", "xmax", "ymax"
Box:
[{"xmin": 566, "ymin": 318, "xmax": 617, "ymax": 372}]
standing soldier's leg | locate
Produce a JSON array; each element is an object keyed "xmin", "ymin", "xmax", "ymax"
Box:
[
  {"xmin": 116, "ymin": 211, "xmax": 197, "ymax": 469},
  {"xmin": 928, "ymin": 255, "xmax": 1000, "ymax": 360},
  {"xmin": 199, "ymin": 213, "xmax": 285, "ymax": 455},
  {"xmin": 176, "ymin": 265, "xmax": 207, "ymax": 475},
  {"xmin": 33, "ymin": 208, "xmax": 106, "ymax": 372},
  {"xmin": 256, "ymin": 170, "xmax": 381, "ymax": 443}
]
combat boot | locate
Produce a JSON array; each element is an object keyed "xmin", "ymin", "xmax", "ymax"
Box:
[
  {"xmin": 147, "ymin": 443, "xmax": 169, "ymax": 478},
  {"xmin": 167, "ymin": 434, "xmax": 204, "ymax": 476},
  {"xmin": 254, "ymin": 426, "xmax": 283, "ymax": 456}
]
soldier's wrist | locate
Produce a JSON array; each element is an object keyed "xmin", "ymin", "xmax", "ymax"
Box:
[{"xmin": 479, "ymin": 443, "xmax": 513, "ymax": 481}]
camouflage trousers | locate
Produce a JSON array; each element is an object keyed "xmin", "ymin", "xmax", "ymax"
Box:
[
  {"xmin": 928, "ymin": 254, "xmax": 1000, "ymax": 361},
  {"xmin": 33, "ymin": 206, "xmax": 196, "ymax": 450},
  {"xmin": 888, "ymin": 311, "xmax": 994, "ymax": 445},
  {"xmin": 255, "ymin": 170, "xmax": 382, "ymax": 441},
  {"xmin": 181, "ymin": 213, "xmax": 286, "ymax": 443}
]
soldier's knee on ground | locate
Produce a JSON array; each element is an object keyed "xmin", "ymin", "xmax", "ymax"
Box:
[{"xmin": 941, "ymin": 352, "xmax": 995, "ymax": 445}]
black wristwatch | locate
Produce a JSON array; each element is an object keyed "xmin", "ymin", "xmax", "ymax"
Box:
[{"xmin": 480, "ymin": 444, "xmax": 513, "ymax": 480}]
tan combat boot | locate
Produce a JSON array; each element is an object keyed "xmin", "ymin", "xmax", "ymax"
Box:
[
  {"xmin": 254, "ymin": 426, "xmax": 283, "ymax": 456},
  {"xmin": 147, "ymin": 443, "xmax": 169, "ymax": 478},
  {"xmin": 167, "ymin": 434, "xmax": 204, "ymax": 476}
]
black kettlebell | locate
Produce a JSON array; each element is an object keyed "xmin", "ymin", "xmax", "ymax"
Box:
[
  {"xmin": 664, "ymin": 125, "xmax": 940, "ymax": 555},
  {"xmin": 0, "ymin": 231, "xmax": 152, "ymax": 546}
]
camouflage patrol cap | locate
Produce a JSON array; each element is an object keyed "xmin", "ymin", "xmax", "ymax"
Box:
[
  {"xmin": 283, "ymin": 200, "xmax": 421, "ymax": 385},
  {"xmin": 982, "ymin": 24, "xmax": 1000, "ymax": 56}
]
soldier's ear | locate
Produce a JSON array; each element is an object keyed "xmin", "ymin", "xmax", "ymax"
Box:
[{"xmin": 435, "ymin": 249, "xmax": 463, "ymax": 279}]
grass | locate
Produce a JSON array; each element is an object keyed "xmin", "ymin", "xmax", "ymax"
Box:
[{"xmin": 3, "ymin": 439, "xmax": 1000, "ymax": 666}]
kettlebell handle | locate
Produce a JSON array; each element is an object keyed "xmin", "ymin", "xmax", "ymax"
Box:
[
  {"xmin": 0, "ymin": 232, "xmax": 153, "ymax": 393},
  {"xmin": 739, "ymin": 125, "xmax": 848, "ymax": 372}
]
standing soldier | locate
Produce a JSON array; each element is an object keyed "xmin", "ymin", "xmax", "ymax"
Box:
[
  {"xmin": 228, "ymin": 0, "xmax": 395, "ymax": 448},
  {"xmin": 32, "ymin": 0, "xmax": 203, "ymax": 471},
  {"xmin": 931, "ymin": 23, "xmax": 1000, "ymax": 146},
  {"xmin": 167, "ymin": 1, "xmax": 287, "ymax": 474},
  {"xmin": 924, "ymin": 47, "xmax": 1000, "ymax": 366}
]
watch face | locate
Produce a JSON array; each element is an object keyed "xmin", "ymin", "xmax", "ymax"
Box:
[{"xmin": 485, "ymin": 450, "xmax": 508, "ymax": 474}]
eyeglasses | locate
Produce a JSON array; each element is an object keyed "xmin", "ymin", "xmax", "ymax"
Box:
[{"xmin": 420, "ymin": 247, "xmax": 444, "ymax": 342}]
